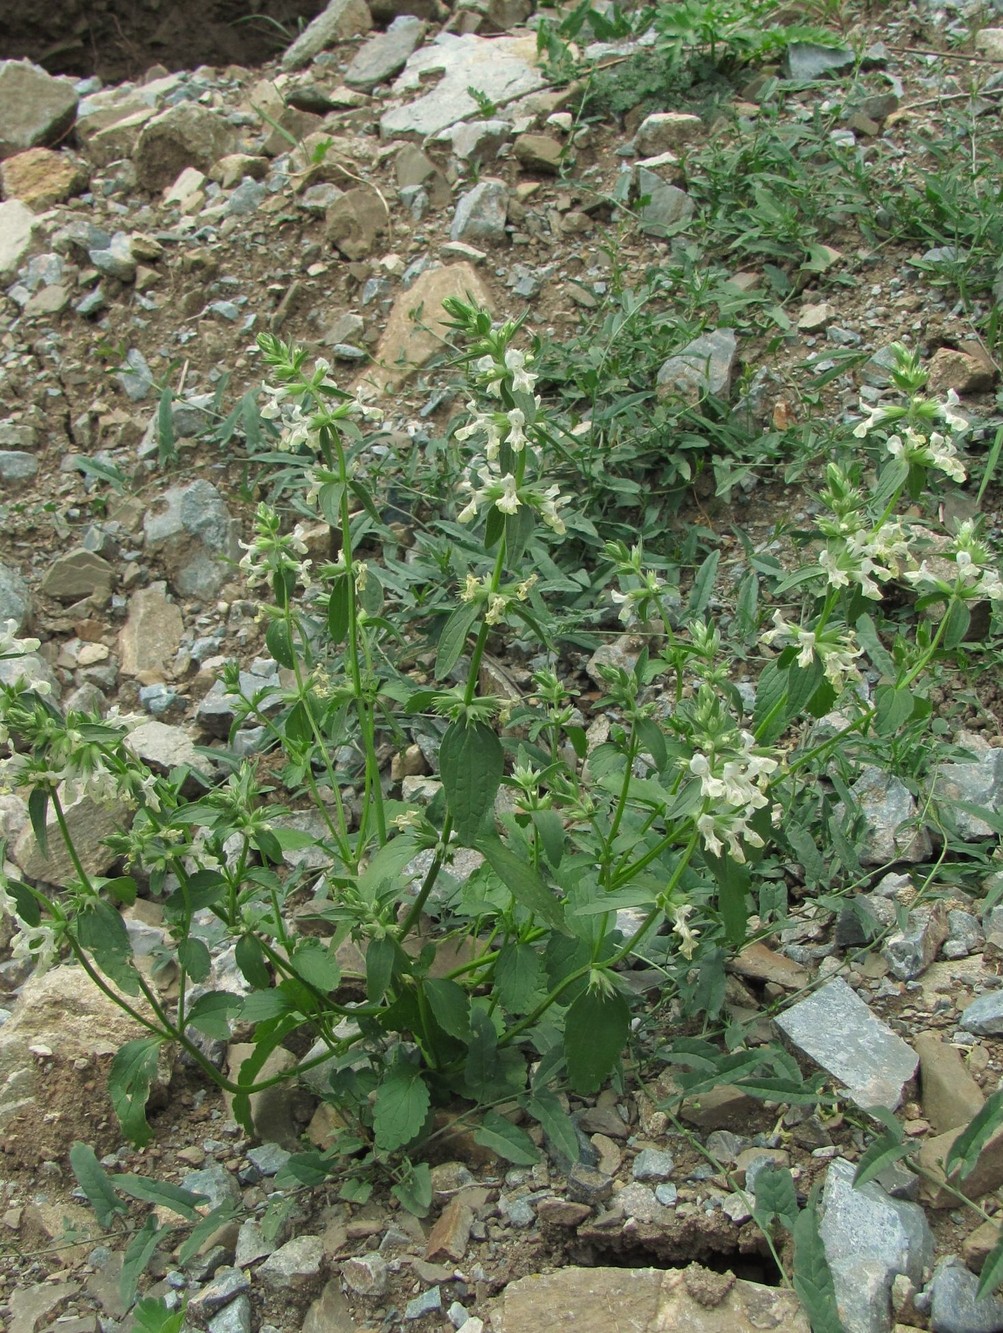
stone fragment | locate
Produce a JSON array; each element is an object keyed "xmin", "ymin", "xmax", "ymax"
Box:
[
  {"xmin": 225, "ymin": 1043, "xmax": 311, "ymax": 1150},
  {"xmin": 143, "ymin": 481, "xmax": 239, "ymax": 600},
  {"xmin": 819, "ymin": 1157, "xmax": 933, "ymax": 1333},
  {"xmin": 842, "ymin": 766, "xmax": 932, "ymax": 864},
  {"xmin": 187, "ymin": 1267, "xmax": 251, "ymax": 1320},
  {"xmin": 444, "ymin": 118, "xmax": 511, "ymax": 161},
  {"xmin": 773, "ymin": 977, "xmax": 917, "ymax": 1111},
  {"xmin": 932, "ymin": 740, "xmax": 1003, "ymax": 839},
  {"xmin": 208, "ymin": 1297, "xmax": 252, "ymax": 1333},
  {"xmin": 342, "ymin": 1250, "xmax": 389, "ymax": 1295},
  {"xmin": 134, "ymin": 104, "xmax": 237, "ymax": 194},
  {"xmin": 0, "ymin": 966, "xmax": 170, "ymax": 1163},
  {"xmin": 345, "ymin": 16, "xmax": 427, "ymax": 90},
  {"xmin": 380, "ymin": 32, "xmax": 546, "ymax": 140},
  {"xmin": 498, "ymin": 1264, "xmax": 809, "ymax": 1333},
  {"xmin": 89, "ymin": 233, "xmax": 137, "ymax": 283},
  {"xmin": 0, "ymin": 147, "xmax": 87, "ymax": 208},
  {"xmin": 405, "ymin": 1287, "xmax": 442, "ymax": 1320},
  {"xmin": 450, "ymin": 177, "xmax": 508, "ymax": 244},
  {"xmin": 0, "ymin": 561, "xmax": 31, "ymax": 629},
  {"xmin": 325, "ymin": 185, "xmax": 390, "ymax": 259},
  {"xmin": 426, "ymin": 1195, "xmax": 474, "ymax": 1262},
  {"xmin": 119, "ymin": 583, "xmax": 184, "ymax": 677},
  {"xmin": 0, "ymin": 452, "xmax": 38, "ymax": 484},
  {"xmin": 513, "ymin": 133, "xmax": 564, "ymax": 173},
  {"xmin": 281, "ymin": 0, "xmax": 374, "ymax": 70},
  {"xmin": 656, "ymin": 329, "xmax": 737, "ymax": 403},
  {"xmin": 0, "ymin": 198, "xmax": 36, "ymax": 282},
  {"xmin": 729, "ymin": 940, "xmax": 810, "ymax": 990},
  {"xmin": 40, "ymin": 547, "xmax": 114, "ymax": 602},
  {"xmin": 914, "ymin": 1031, "xmax": 985, "ymax": 1134},
  {"xmin": 882, "ymin": 901, "xmax": 949, "ymax": 980},
  {"xmin": 632, "ymin": 1148, "xmax": 675, "ymax": 1182},
  {"xmin": 930, "ymin": 1257, "xmax": 1003, "ymax": 1332},
  {"xmin": 13, "ymin": 788, "xmax": 130, "ymax": 885},
  {"xmin": 8, "ymin": 1281, "xmax": 78, "ymax": 1333},
  {"xmin": 959, "ymin": 991, "xmax": 1003, "ymax": 1035},
  {"xmin": 927, "ymin": 346, "xmax": 996, "ymax": 395},
  {"xmin": 677, "ymin": 1084, "xmax": 759, "ymax": 1131},
  {"xmin": 0, "ymin": 61, "xmax": 77, "ymax": 158},
  {"xmin": 635, "ymin": 112, "xmax": 703, "ymax": 155},
  {"xmin": 798, "ymin": 301, "xmax": 837, "ymax": 332},
  {"xmin": 124, "ymin": 720, "xmax": 203, "ymax": 777},
  {"xmin": 396, "ymin": 144, "xmax": 450, "ymax": 206},
  {"xmin": 786, "ymin": 43, "xmax": 856, "ymax": 79},
  {"xmin": 962, "ymin": 1219, "xmax": 1001, "ymax": 1273},
  {"xmin": 368, "ymin": 261, "xmax": 493, "ymax": 390},
  {"xmin": 917, "ymin": 1117, "xmax": 1003, "ymax": 1208},
  {"xmin": 635, "ymin": 165, "xmax": 693, "ymax": 235},
  {"xmin": 258, "ymin": 1234, "xmax": 324, "ymax": 1288},
  {"xmin": 975, "ymin": 28, "xmax": 1003, "ymax": 59},
  {"xmin": 303, "ymin": 1279, "xmax": 361, "ymax": 1333}
]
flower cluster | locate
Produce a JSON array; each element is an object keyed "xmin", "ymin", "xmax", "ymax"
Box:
[
  {"xmin": 760, "ymin": 609, "xmax": 863, "ymax": 691},
  {"xmin": 687, "ymin": 689, "xmax": 778, "ymax": 864},
  {"xmin": 461, "ymin": 572, "xmax": 537, "ymax": 625},
  {"xmin": 816, "ymin": 465, "xmax": 913, "ymax": 599},
  {"xmin": 238, "ymin": 503, "xmax": 312, "ymax": 593},
  {"xmin": 456, "ymin": 460, "xmax": 566, "ymax": 535},
  {"xmin": 475, "ymin": 346, "xmax": 538, "ymax": 399},
  {"xmin": 885, "ymin": 427, "xmax": 966, "ymax": 484},
  {"xmin": 904, "ymin": 520, "xmax": 1003, "ymax": 603}
]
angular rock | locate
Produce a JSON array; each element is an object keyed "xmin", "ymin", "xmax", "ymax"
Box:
[
  {"xmin": 513, "ymin": 133, "xmax": 564, "ymax": 174},
  {"xmin": 118, "ymin": 582, "xmax": 184, "ymax": 677},
  {"xmin": 843, "ymin": 766, "xmax": 932, "ymax": 865},
  {"xmin": 0, "ymin": 147, "xmax": 87, "ymax": 208},
  {"xmin": 303, "ymin": 1279, "xmax": 361, "ymax": 1333},
  {"xmin": 882, "ymin": 900, "xmax": 949, "ymax": 980},
  {"xmin": 819, "ymin": 1157, "xmax": 933, "ymax": 1333},
  {"xmin": 917, "ymin": 1117, "xmax": 1003, "ymax": 1208},
  {"xmin": 143, "ymin": 481, "xmax": 239, "ymax": 600},
  {"xmin": 914, "ymin": 1032, "xmax": 984, "ymax": 1135},
  {"xmin": 224, "ymin": 1043, "xmax": 311, "ymax": 1150},
  {"xmin": 134, "ymin": 103, "xmax": 237, "ymax": 194},
  {"xmin": 426, "ymin": 1195, "xmax": 474, "ymax": 1262},
  {"xmin": 729, "ymin": 939, "xmax": 810, "ymax": 990},
  {"xmin": 342, "ymin": 1250, "xmax": 389, "ymax": 1296},
  {"xmin": 656, "ymin": 329, "xmax": 737, "ymax": 404},
  {"xmin": 368, "ymin": 261, "xmax": 494, "ymax": 390},
  {"xmin": 0, "ymin": 61, "xmax": 78, "ymax": 158},
  {"xmin": 124, "ymin": 720, "xmax": 202, "ymax": 777},
  {"xmin": 959, "ymin": 991, "xmax": 1003, "ymax": 1036},
  {"xmin": 635, "ymin": 112, "xmax": 703, "ymax": 155},
  {"xmin": 13, "ymin": 788, "xmax": 130, "ymax": 885},
  {"xmin": 636, "ymin": 165, "xmax": 693, "ymax": 235},
  {"xmin": 281, "ymin": 0, "xmax": 373, "ymax": 69},
  {"xmin": 325, "ymin": 185, "xmax": 389, "ymax": 259},
  {"xmin": 89, "ymin": 232, "xmax": 137, "ymax": 283},
  {"xmin": 208, "ymin": 1295, "xmax": 252, "ymax": 1333},
  {"xmin": 451, "ymin": 177, "xmax": 508, "ymax": 244},
  {"xmin": 257, "ymin": 1234, "xmax": 324, "ymax": 1288},
  {"xmin": 785, "ymin": 43, "xmax": 856, "ymax": 80},
  {"xmin": 380, "ymin": 32, "xmax": 546, "ymax": 140},
  {"xmin": 975, "ymin": 28, "xmax": 1003, "ymax": 60},
  {"xmin": 930, "ymin": 1257, "xmax": 1003, "ymax": 1333},
  {"xmin": 39, "ymin": 547, "xmax": 114, "ymax": 602},
  {"xmin": 0, "ymin": 561, "xmax": 31, "ymax": 630},
  {"xmin": 0, "ymin": 452, "xmax": 38, "ymax": 484},
  {"xmin": 498, "ymin": 1265, "xmax": 810, "ymax": 1333},
  {"xmin": 0, "ymin": 966, "xmax": 170, "ymax": 1163},
  {"xmin": 0, "ymin": 198, "xmax": 36, "ymax": 282},
  {"xmin": 8, "ymin": 1281, "xmax": 79, "ymax": 1333},
  {"xmin": 927, "ymin": 346, "xmax": 996, "ymax": 395},
  {"xmin": 932, "ymin": 740, "xmax": 1003, "ymax": 840},
  {"xmin": 345, "ymin": 15, "xmax": 427, "ymax": 90},
  {"xmin": 444, "ymin": 117, "xmax": 511, "ymax": 161},
  {"xmin": 773, "ymin": 977, "xmax": 918, "ymax": 1111}
]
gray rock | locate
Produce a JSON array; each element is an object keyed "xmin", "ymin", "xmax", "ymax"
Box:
[
  {"xmin": 820, "ymin": 1157, "xmax": 933, "ymax": 1333},
  {"xmin": 943, "ymin": 910, "xmax": 984, "ymax": 959},
  {"xmin": 933, "ymin": 742, "xmax": 1003, "ymax": 839},
  {"xmin": 882, "ymin": 901, "xmax": 949, "ymax": 980},
  {"xmin": 959, "ymin": 991, "xmax": 1003, "ymax": 1035},
  {"xmin": 0, "ymin": 562, "xmax": 31, "ymax": 630},
  {"xmin": 0, "ymin": 199, "xmax": 36, "ymax": 282},
  {"xmin": 0, "ymin": 61, "xmax": 78, "ymax": 157},
  {"xmin": 281, "ymin": 0, "xmax": 373, "ymax": 70},
  {"xmin": 114, "ymin": 348, "xmax": 154, "ymax": 399},
  {"xmin": 0, "ymin": 452, "xmax": 38, "ymax": 483},
  {"xmin": 655, "ymin": 1182, "xmax": 678, "ymax": 1206},
  {"xmin": 124, "ymin": 720, "xmax": 202, "ymax": 776},
  {"xmin": 235, "ymin": 1219, "xmax": 276, "ymax": 1267},
  {"xmin": 325, "ymin": 186, "xmax": 389, "ymax": 260},
  {"xmin": 39, "ymin": 548, "xmax": 115, "ymax": 602},
  {"xmin": 405, "ymin": 1287, "xmax": 442, "ymax": 1319},
  {"xmin": 246, "ymin": 1143, "xmax": 291, "ymax": 1176},
  {"xmin": 143, "ymin": 480, "xmax": 239, "ymax": 599},
  {"xmin": 119, "ymin": 583, "xmax": 183, "ymax": 677},
  {"xmin": 842, "ymin": 765, "xmax": 932, "ymax": 865},
  {"xmin": 226, "ymin": 178, "xmax": 267, "ymax": 216},
  {"xmin": 345, "ymin": 15, "xmax": 427, "ymax": 91},
  {"xmin": 613, "ymin": 1182, "xmax": 671, "ymax": 1223},
  {"xmin": 656, "ymin": 329, "xmax": 737, "ymax": 403},
  {"xmin": 187, "ymin": 1267, "xmax": 251, "ymax": 1319},
  {"xmin": 196, "ymin": 668, "xmax": 282, "ymax": 738},
  {"xmin": 257, "ymin": 1234, "xmax": 324, "ymax": 1288},
  {"xmin": 342, "ymin": 1250, "xmax": 389, "ymax": 1296},
  {"xmin": 134, "ymin": 103, "xmax": 237, "ymax": 193},
  {"xmin": 635, "ymin": 111, "xmax": 703, "ymax": 155},
  {"xmin": 632, "ymin": 1148, "xmax": 675, "ymax": 1181},
  {"xmin": 445, "ymin": 117, "xmax": 512, "ymax": 161},
  {"xmin": 636, "ymin": 166, "xmax": 694, "ymax": 235},
  {"xmin": 566, "ymin": 1164, "xmax": 614, "ymax": 1205},
  {"xmin": 774, "ymin": 977, "xmax": 918, "ymax": 1111},
  {"xmin": 929, "ymin": 1257, "xmax": 1003, "ymax": 1333},
  {"xmin": 450, "ymin": 177, "xmax": 508, "ymax": 244},
  {"xmin": 181, "ymin": 1163, "xmax": 241, "ymax": 1212},
  {"xmin": 786, "ymin": 43, "xmax": 856, "ymax": 80},
  {"xmin": 89, "ymin": 234, "xmax": 137, "ymax": 284},
  {"xmin": 208, "ymin": 1295, "xmax": 252, "ymax": 1333},
  {"xmin": 380, "ymin": 32, "xmax": 546, "ymax": 140}
]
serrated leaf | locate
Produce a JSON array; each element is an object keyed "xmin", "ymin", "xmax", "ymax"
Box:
[
  {"xmin": 474, "ymin": 1110, "xmax": 539, "ymax": 1165},
  {"xmin": 564, "ymin": 986, "xmax": 630, "ymax": 1095},
  {"xmin": 366, "ymin": 935, "xmax": 397, "ymax": 1004},
  {"xmin": 177, "ymin": 937, "xmax": 211, "ymax": 984},
  {"xmin": 121, "ymin": 1215, "xmax": 161, "ymax": 1307},
  {"xmin": 945, "ymin": 1089, "xmax": 1003, "ymax": 1181},
  {"xmin": 70, "ymin": 1141, "xmax": 127, "ymax": 1228},
  {"xmin": 494, "ymin": 943, "xmax": 544, "ymax": 1015},
  {"xmin": 132, "ymin": 1296, "xmax": 186, "ymax": 1333},
  {"xmin": 752, "ymin": 1165, "xmax": 800, "ymax": 1235},
  {"xmin": 185, "ymin": 991, "xmax": 241, "ymax": 1041},
  {"xmin": 435, "ymin": 602, "xmax": 481, "ymax": 680},
  {"xmin": 76, "ymin": 899, "xmax": 139, "ymax": 995},
  {"xmin": 239, "ymin": 988, "xmax": 295, "ymax": 1024},
  {"xmin": 478, "ymin": 832, "xmax": 568, "ymax": 934},
  {"xmin": 274, "ymin": 1151, "xmax": 338, "ymax": 1190},
  {"xmin": 290, "ymin": 938, "xmax": 341, "ymax": 993},
  {"xmin": 391, "ymin": 1160, "xmax": 433, "ymax": 1217},
  {"xmin": 235, "ymin": 934, "xmax": 271, "ymax": 989},
  {"xmin": 111, "ymin": 1174, "xmax": 207, "ymax": 1220},
  {"xmin": 109, "ymin": 1038, "xmax": 163, "ymax": 1147},
  {"xmin": 423, "ymin": 977, "xmax": 471, "ymax": 1041},
  {"xmin": 792, "ymin": 1189, "xmax": 843, "ymax": 1333},
  {"xmin": 440, "ymin": 720, "xmax": 503, "ymax": 845},
  {"xmin": 373, "ymin": 1064, "xmax": 430, "ymax": 1152},
  {"xmin": 527, "ymin": 1088, "xmax": 580, "ymax": 1167}
]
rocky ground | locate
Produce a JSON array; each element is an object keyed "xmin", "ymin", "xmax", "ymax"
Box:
[{"xmin": 3, "ymin": 0, "xmax": 1003, "ymax": 1331}]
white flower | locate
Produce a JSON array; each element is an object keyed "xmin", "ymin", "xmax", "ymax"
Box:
[
  {"xmin": 496, "ymin": 473, "xmax": 521, "ymax": 515},
  {"xmin": 506, "ymin": 408, "xmax": 527, "ymax": 451},
  {"xmin": 939, "ymin": 389, "xmax": 970, "ymax": 435},
  {"xmin": 485, "ymin": 594, "xmax": 508, "ymax": 624},
  {"xmin": 671, "ymin": 903, "xmax": 701, "ymax": 960},
  {"xmin": 504, "ymin": 347, "xmax": 537, "ymax": 395},
  {"xmin": 852, "ymin": 402, "xmax": 890, "ymax": 438},
  {"xmin": 0, "ymin": 620, "xmax": 40, "ymax": 658}
]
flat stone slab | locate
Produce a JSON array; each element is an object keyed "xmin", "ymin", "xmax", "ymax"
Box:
[
  {"xmin": 380, "ymin": 32, "xmax": 546, "ymax": 140},
  {"xmin": 773, "ymin": 976, "xmax": 918, "ymax": 1111}
]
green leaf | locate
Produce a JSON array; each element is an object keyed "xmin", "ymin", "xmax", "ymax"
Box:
[
  {"xmin": 874, "ymin": 684, "xmax": 913, "ymax": 736},
  {"xmin": 265, "ymin": 617, "xmax": 295, "ymax": 669},
  {"xmin": 185, "ymin": 991, "xmax": 241, "ymax": 1040},
  {"xmin": 290, "ymin": 939, "xmax": 341, "ymax": 993},
  {"xmin": 784, "ymin": 823, "xmax": 828, "ymax": 889},
  {"xmin": 121, "ymin": 1215, "xmax": 161, "ymax": 1308},
  {"xmin": 532, "ymin": 808, "xmax": 565, "ymax": 869},
  {"xmin": 494, "ymin": 943, "xmax": 544, "ymax": 1015},
  {"xmin": 703, "ymin": 848, "xmax": 751, "ymax": 946},
  {"xmin": 157, "ymin": 384, "xmax": 176, "ymax": 465},
  {"xmin": 366, "ymin": 935, "xmax": 397, "ymax": 1004},
  {"xmin": 564, "ymin": 986, "xmax": 630, "ymax": 1095},
  {"xmin": 792, "ymin": 1187, "xmax": 843, "ymax": 1333},
  {"xmin": 943, "ymin": 598, "xmax": 971, "ymax": 649},
  {"xmin": 945, "ymin": 1089, "xmax": 1003, "ymax": 1181},
  {"xmin": 373, "ymin": 1064, "xmax": 430, "ymax": 1152},
  {"xmin": 423, "ymin": 977, "xmax": 471, "ymax": 1041},
  {"xmin": 132, "ymin": 1296, "xmax": 186, "ymax": 1333},
  {"xmin": 239, "ymin": 989, "xmax": 295, "ymax": 1024},
  {"xmin": 177, "ymin": 937, "xmax": 211, "ymax": 984},
  {"xmin": 70, "ymin": 1141, "xmax": 126, "ymax": 1228},
  {"xmin": 392, "ymin": 1160, "xmax": 433, "ymax": 1217},
  {"xmin": 357, "ymin": 833, "xmax": 420, "ymax": 901},
  {"xmin": 855, "ymin": 612, "xmax": 895, "ymax": 676},
  {"xmin": 735, "ymin": 570, "xmax": 759, "ymax": 638},
  {"xmin": 635, "ymin": 717, "xmax": 667, "ymax": 771},
  {"xmin": 687, "ymin": 549, "xmax": 720, "ymax": 621},
  {"xmin": 103, "ymin": 876, "xmax": 138, "ymax": 906},
  {"xmin": 174, "ymin": 1205, "xmax": 241, "ymax": 1266},
  {"xmin": 230, "ymin": 1016, "xmax": 301, "ymax": 1136},
  {"xmin": 28, "ymin": 786, "xmax": 50, "ymax": 859},
  {"xmin": 109, "ymin": 1038, "xmax": 163, "ymax": 1147},
  {"xmin": 235, "ymin": 935, "xmax": 271, "ymax": 989},
  {"xmin": 464, "ymin": 1008, "xmax": 526, "ymax": 1101},
  {"xmin": 327, "ymin": 574, "xmax": 351, "ymax": 644},
  {"xmin": 853, "ymin": 1108, "xmax": 912, "ymax": 1188},
  {"xmin": 478, "ymin": 832, "xmax": 568, "ymax": 934},
  {"xmin": 76, "ymin": 899, "xmax": 139, "ymax": 994},
  {"xmin": 111, "ymin": 1174, "xmax": 207, "ymax": 1221},
  {"xmin": 752, "ymin": 1165, "xmax": 800, "ymax": 1235},
  {"xmin": 274, "ymin": 1151, "xmax": 339, "ymax": 1189},
  {"xmin": 440, "ymin": 720, "xmax": 503, "ymax": 845},
  {"xmin": 435, "ymin": 602, "xmax": 481, "ymax": 681},
  {"xmin": 977, "ymin": 1227, "xmax": 1003, "ymax": 1301},
  {"xmin": 5, "ymin": 873, "xmax": 40, "ymax": 927},
  {"xmin": 527, "ymin": 1088, "xmax": 580, "ymax": 1167},
  {"xmin": 474, "ymin": 1110, "xmax": 539, "ymax": 1166}
]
